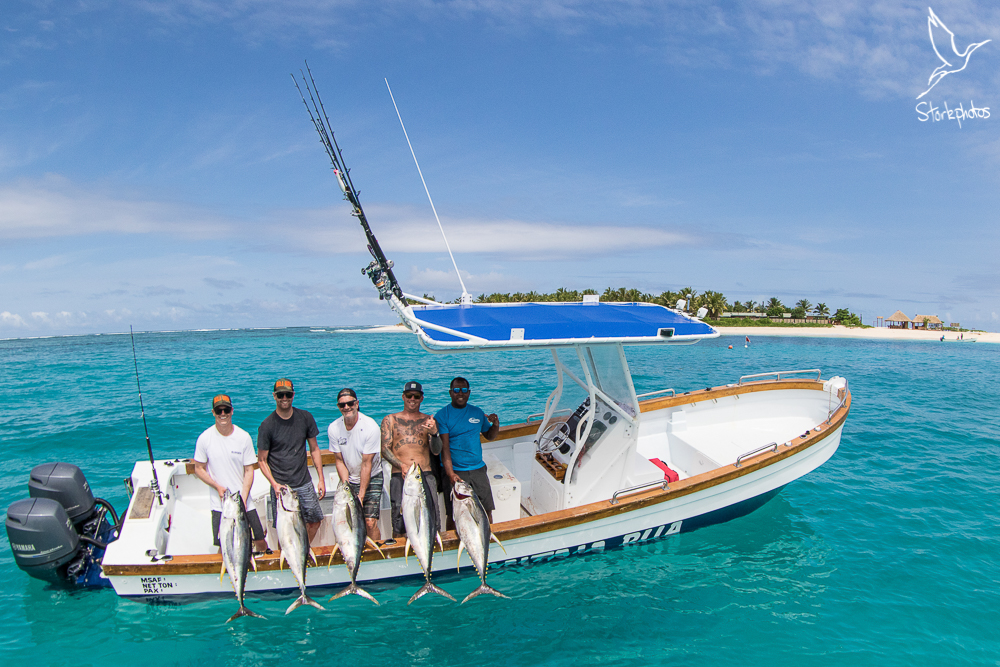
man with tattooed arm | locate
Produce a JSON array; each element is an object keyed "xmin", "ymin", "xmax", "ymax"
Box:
[{"xmin": 381, "ymin": 381, "xmax": 443, "ymax": 538}]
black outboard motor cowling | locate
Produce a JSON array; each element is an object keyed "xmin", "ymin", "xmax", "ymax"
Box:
[
  {"xmin": 29, "ymin": 462, "xmax": 96, "ymax": 527},
  {"xmin": 6, "ymin": 498, "xmax": 81, "ymax": 584}
]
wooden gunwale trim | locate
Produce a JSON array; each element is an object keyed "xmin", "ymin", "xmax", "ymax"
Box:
[{"xmin": 106, "ymin": 380, "xmax": 848, "ymax": 578}]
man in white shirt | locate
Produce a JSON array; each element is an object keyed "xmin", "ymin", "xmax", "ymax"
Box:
[
  {"xmin": 193, "ymin": 394, "xmax": 268, "ymax": 553},
  {"xmin": 328, "ymin": 388, "xmax": 383, "ymax": 540}
]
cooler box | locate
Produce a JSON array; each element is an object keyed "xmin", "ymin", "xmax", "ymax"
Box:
[{"xmin": 484, "ymin": 452, "xmax": 521, "ymax": 523}]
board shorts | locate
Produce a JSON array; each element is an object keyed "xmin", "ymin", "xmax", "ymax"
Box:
[
  {"xmin": 348, "ymin": 473, "xmax": 384, "ymax": 520},
  {"xmin": 454, "ymin": 465, "xmax": 495, "ymax": 513},
  {"xmin": 212, "ymin": 508, "xmax": 265, "ymax": 547},
  {"xmin": 269, "ymin": 481, "xmax": 324, "ymax": 526},
  {"xmin": 390, "ymin": 470, "xmax": 440, "ymax": 537}
]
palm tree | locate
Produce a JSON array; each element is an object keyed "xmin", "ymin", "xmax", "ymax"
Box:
[
  {"xmin": 814, "ymin": 303, "xmax": 830, "ymax": 318},
  {"xmin": 796, "ymin": 299, "xmax": 812, "ymax": 313},
  {"xmin": 765, "ymin": 297, "xmax": 784, "ymax": 316},
  {"xmin": 678, "ymin": 287, "xmax": 696, "ymax": 311},
  {"xmin": 701, "ymin": 291, "xmax": 728, "ymax": 318}
]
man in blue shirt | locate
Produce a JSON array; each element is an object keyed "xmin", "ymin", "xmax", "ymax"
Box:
[{"xmin": 436, "ymin": 376, "xmax": 501, "ymax": 521}]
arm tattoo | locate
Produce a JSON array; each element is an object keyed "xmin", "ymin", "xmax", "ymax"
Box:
[{"xmin": 380, "ymin": 415, "xmax": 403, "ymax": 468}]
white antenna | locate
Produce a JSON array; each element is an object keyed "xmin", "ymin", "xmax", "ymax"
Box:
[{"xmin": 385, "ymin": 79, "xmax": 471, "ymax": 304}]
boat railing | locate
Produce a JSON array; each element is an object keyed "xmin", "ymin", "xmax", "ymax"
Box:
[
  {"xmin": 826, "ymin": 379, "xmax": 850, "ymax": 423},
  {"xmin": 734, "ymin": 442, "xmax": 779, "ymax": 468},
  {"xmin": 610, "ymin": 479, "xmax": 669, "ymax": 505},
  {"xmin": 636, "ymin": 388, "xmax": 676, "ymax": 399},
  {"xmin": 738, "ymin": 369, "xmax": 821, "ymax": 385},
  {"xmin": 526, "ymin": 408, "xmax": 572, "ymax": 423}
]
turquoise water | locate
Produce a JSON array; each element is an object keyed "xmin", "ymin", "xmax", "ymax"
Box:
[{"xmin": 2, "ymin": 328, "xmax": 998, "ymax": 666}]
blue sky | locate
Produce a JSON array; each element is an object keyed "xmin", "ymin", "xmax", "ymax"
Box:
[{"xmin": 2, "ymin": 0, "xmax": 999, "ymax": 336}]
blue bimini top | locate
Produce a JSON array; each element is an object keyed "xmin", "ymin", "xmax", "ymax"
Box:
[{"xmin": 397, "ymin": 301, "xmax": 718, "ymax": 351}]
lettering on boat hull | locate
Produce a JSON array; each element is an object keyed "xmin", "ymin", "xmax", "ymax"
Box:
[{"xmin": 492, "ymin": 520, "xmax": 684, "ymax": 569}]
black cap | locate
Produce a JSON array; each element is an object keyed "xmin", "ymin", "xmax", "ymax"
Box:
[
  {"xmin": 403, "ymin": 380, "xmax": 423, "ymax": 395},
  {"xmin": 337, "ymin": 388, "xmax": 357, "ymax": 400}
]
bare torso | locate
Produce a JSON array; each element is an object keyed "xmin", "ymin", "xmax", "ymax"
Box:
[{"xmin": 381, "ymin": 411, "xmax": 437, "ymax": 473}]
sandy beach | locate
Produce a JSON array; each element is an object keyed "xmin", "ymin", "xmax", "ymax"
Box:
[
  {"xmin": 717, "ymin": 325, "xmax": 999, "ymax": 343},
  {"xmin": 349, "ymin": 322, "xmax": 998, "ymax": 343}
]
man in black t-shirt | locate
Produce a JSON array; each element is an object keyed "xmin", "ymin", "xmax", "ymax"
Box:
[{"xmin": 257, "ymin": 378, "xmax": 326, "ymax": 543}]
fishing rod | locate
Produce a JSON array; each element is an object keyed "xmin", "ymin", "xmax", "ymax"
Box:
[
  {"xmin": 292, "ymin": 63, "xmax": 404, "ymax": 303},
  {"xmin": 129, "ymin": 326, "xmax": 164, "ymax": 506}
]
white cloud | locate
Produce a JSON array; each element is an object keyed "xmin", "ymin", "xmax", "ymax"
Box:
[
  {"xmin": 276, "ymin": 203, "xmax": 694, "ymax": 257},
  {"xmin": 1, "ymin": 311, "xmax": 26, "ymax": 326},
  {"xmin": 0, "ymin": 175, "xmax": 233, "ymax": 240}
]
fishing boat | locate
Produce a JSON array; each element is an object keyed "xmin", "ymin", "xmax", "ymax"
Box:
[{"xmin": 5, "ymin": 72, "xmax": 852, "ymax": 602}]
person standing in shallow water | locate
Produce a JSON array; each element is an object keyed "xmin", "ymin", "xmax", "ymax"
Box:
[
  {"xmin": 193, "ymin": 393, "xmax": 268, "ymax": 553},
  {"xmin": 257, "ymin": 378, "xmax": 326, "ymax": 544},
  {"xmin": 436, "ymin": 376, "xmax": 500, "ymax": 523}
]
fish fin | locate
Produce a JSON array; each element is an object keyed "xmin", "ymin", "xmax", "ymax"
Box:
[
  {"xmin": 408, "ymin": 581, "xmax": 457, "ymax": 605},
  {"xmin": 329, "ymin": 583, "xmax": 379, "ymax": 606},
  {"xmin": 220, "ymin": 562, "xmax": 226, "ymax": 582},
  {"xmin": 308, "ymin": 549, "xmax": 319, "ymax": 566},
  {"xmin": 250, "ymin": 555, "xmax": 258, "ymax": 572},
  {"xmin": 490, "ymin": 533, "xmax": 508, "ymax": 555},
  {"xmin": 278, "ymin": 550, "xmax": 285, "ymax": 571},
  {"xmin": 286, "ymin": 594, "xmax": 325, "ymax": 615},
  {"xmin": 404, "ymin": 538, "xmax": 410, "ymax": 564},
  {"xmin": 436, "ymin": 531, "xmax": 444, "ymax": 553},
  {"xmin": 462, "ymin": 583, "xmax": 509, "ymax": 604},
  {"xmin": 328, "ymin": 544, "xmax": 340, "ymax": 569},
  {"xmin": 456, "ymin": 541, "xmax": 464, "ymax": 572},
  {"xmin": 226, "ymin": 605, "xmax": 266, "ymax": 623},
  {"xmin": 365, "ymin": 536, "xmax": 386, "ymax": 559}
]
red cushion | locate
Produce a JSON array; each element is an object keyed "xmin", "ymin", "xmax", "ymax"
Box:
[{"xmin": 649, "ymin": 458, "xmax": 679, "ymax": 482}]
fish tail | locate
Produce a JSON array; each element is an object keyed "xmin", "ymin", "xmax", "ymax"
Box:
[
  {"xmin": 285, "ymin": 594, "xmax": 325, "ymax": 614},
  {"xmin": 329, "ymin": 582, "xmax": 379, "ymax": 606},
  {"xmin": 408, "ymin": 580, "xmax": 456, "ymax": 605},
  {"xmin": 461, "ymin": 582, "xmax": 509, "ymax": 604},
  {"xmin": 226, "ymin": 604, "xmax": 266, "ymax": 623}
]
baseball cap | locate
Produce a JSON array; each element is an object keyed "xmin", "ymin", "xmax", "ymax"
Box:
[
  {"xmin": 212, "ymin": 394, "xmax": 233, "ymax": 409},
  {"xmin": 273, "ymin": 378, "xmax": 294, "ymax": 393},
  {"xmin": 403, "ymin": 380, "xmax": 423, "ymax": 395},
  {"xmin": 337, "ymin": 388, "xmax": 357, "ymax": 400}
]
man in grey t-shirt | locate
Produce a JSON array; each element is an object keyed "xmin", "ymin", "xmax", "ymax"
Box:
[{"xmin": 257, "ymin": 378, "xmax": 326, "ymax": 543}]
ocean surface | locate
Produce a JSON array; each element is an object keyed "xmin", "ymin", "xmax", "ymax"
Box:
[{"xmin": 1, "ymin": 328, "xmax": 998, "ymax": 666}]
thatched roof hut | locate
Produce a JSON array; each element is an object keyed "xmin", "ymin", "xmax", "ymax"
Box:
[
  {"xmin": 885, "ymin": 310, "xmax": 912, "ymax": 329},
  {"xmin": 913, "ymin": 314, "xmax": 943, "ymax": 329}
]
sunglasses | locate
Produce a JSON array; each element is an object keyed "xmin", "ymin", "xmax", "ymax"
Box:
[
  {"xmin": 214, "ymin": 407, "xmax": 232, "ymax": 415},
  {"xmin": 337, "ymin": 400, "xmax": 357, "ymax": 409},
  {"xmin": 275, "ymin": 392, "xmax": 293, "ymax": 399},
  {"xmin": 451, "ymin": 387, "xmax": 470, "ymax": 394},
  {"xmin": 404, "ymin": 393, "xmax": 422, "ymax": 400}
]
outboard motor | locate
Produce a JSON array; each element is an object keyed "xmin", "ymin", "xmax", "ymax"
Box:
[
  {"xmin": 28, "ymin": 463, "xmax": 96, "ymax": 529},
  {"xmin": 6, "ymin": 463, "xmax": 118, "ymax": 587},
  {"xmin": 6, "ymin": 498, "xmax": 80, "ymax": 584}
]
